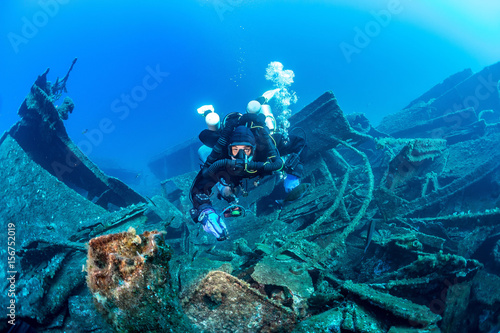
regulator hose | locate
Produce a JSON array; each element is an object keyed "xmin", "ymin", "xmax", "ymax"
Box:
[{"xmin": 205, "ymin": 157, "xmax": 283, "ymax": 180}]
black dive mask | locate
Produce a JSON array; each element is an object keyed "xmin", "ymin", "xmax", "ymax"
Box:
[
  {"xmin": 229, "ymin": 146, "xmax": 253, "ymax": 162},
  {"xmin": 234, "ymin": 149, "xmax": 246, "ymax": 160}
]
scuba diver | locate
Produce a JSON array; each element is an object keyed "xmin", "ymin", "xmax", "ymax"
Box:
[{"xmin": 189, "ymin": 89, "xmax": 307, "ymax": 241}]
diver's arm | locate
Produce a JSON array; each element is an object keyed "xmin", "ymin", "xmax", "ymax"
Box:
[
  {"xmin": 189, "ymin": 170, "xmax": 229, "ymax": 241},
  {"xmin": 189, "ymin": 170, "xmax": 216, "ymax": 210},
  {"xmin": 278, "ymin": 134, "xmax": 307, "ymax": 178}
]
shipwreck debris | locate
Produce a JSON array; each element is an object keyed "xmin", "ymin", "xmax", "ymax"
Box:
[
  {"xmin": 7, "ymin": 63, "xmax": 146, "ymax": 211},
  {"xmin": 183, "ymin": 270, "xmax": 297, "ymax": 333},
  {"xmin": 3, "ymin": 61, "xmax": 500, "ymax": 332},
  {"xmin": 86, "ymin": 228, "xmax": 193, "ymax": 332}
]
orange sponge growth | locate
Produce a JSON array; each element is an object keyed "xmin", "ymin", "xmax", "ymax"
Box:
[{"xmin": 86, "ymin": 227, "xmax": 193, "ymax": 332}]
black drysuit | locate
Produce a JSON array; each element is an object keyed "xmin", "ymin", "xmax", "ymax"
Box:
[{"xmin": 189, "ymin": 112, "xmax": 306, "ymax": 213}]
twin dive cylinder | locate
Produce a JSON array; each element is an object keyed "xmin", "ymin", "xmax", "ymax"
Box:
[
  {"xmin": 197, "ymin": 105, "xmax": 220, "ymax": 131},
  {"xmin": 197, "ymin": 105, "xmax": 219, "ymax": 164},
  {"xmin": 246, "ymin": 100, "xmax": 276, "ymax": 133},
  {"xmin": 196, "ymin": 100, "xmax": 276, "ymax": 133}
]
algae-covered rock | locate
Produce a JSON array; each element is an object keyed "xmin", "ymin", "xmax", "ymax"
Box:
[
  {"xmin": 292, "ymin": 302, "xmax": 386, "ymax": 333},
  {"xmin": 292, "ymin": 307, "xmax": 343, "ymax": 333},
  {"xmin": 440, "ymin": 282, "xmax": 471, "ymax": 333},
  {"xmin": 86, "ymin": 227, "xmax": 193, "ymax": 332},
  {"xmin": 493, "ymin": 239, "xmax": 500, "ymax": 266},
  {"xmin": 251, "ymin": 256, "xmax": 314, "ymax": 299},
  {"xmin": 65, "ymin": 295, "xmax": 112, "ymax": 332},
  {"xmin": 183, "ymin": 270, "xmax": 297, "ymax": 332},
  {"xmin": 472, "ymin": 270, "xmax": 500, "ymax": 306},
  {"xmin": 388, "ymin": 326, "xmax": 441, "ymax": 333}
]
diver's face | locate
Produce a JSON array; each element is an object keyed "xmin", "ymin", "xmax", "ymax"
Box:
[{"xmin": 231, "ymin": 145, "xmax": 252, "ymax": 159}]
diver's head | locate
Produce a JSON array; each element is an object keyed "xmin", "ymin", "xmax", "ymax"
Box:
[{"xmin": 229, "ymin": 126, "xmax": 256, "ymax": 161}]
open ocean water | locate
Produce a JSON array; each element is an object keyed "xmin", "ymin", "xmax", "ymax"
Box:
[{"xmin": 1, "ymin": 0, "xmax": 499, "ymax": 190}]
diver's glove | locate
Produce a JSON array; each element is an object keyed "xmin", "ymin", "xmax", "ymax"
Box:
[
  {"xmin": 284, "ymin": 174, "xmax": 300, "ymax": 193},
  {"xmin": 198, "ymin": 206, "xmax": 228, "ymax": 241}
]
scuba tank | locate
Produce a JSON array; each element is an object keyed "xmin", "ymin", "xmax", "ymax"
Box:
[
  {"xmin": 197, "ymin": 107, "xmax": 241, "ymax": 168},
  {"xmin": 246, "ymin": 100, "xmax": 276, "ymax": 133},
  {"xmin": 198, "ymin": 145, "xmax": 212, "ymax": 163},
  {"xmin": 197, "ymin": 105, "xmax": 220, "ymax": 131},
  {"xmin": 260, "ymin": 104, "xmax": 276, "ymax": 133}
]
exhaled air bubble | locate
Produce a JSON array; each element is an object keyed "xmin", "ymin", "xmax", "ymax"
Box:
[{"xmin": 265, "ymin": 61, "xmax": 297, "ymax": 141}]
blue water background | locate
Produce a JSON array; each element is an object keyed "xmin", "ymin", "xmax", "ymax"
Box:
[{"xmin": 1, "ymin": 0, "xmax": 499, "ymax": 192}]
